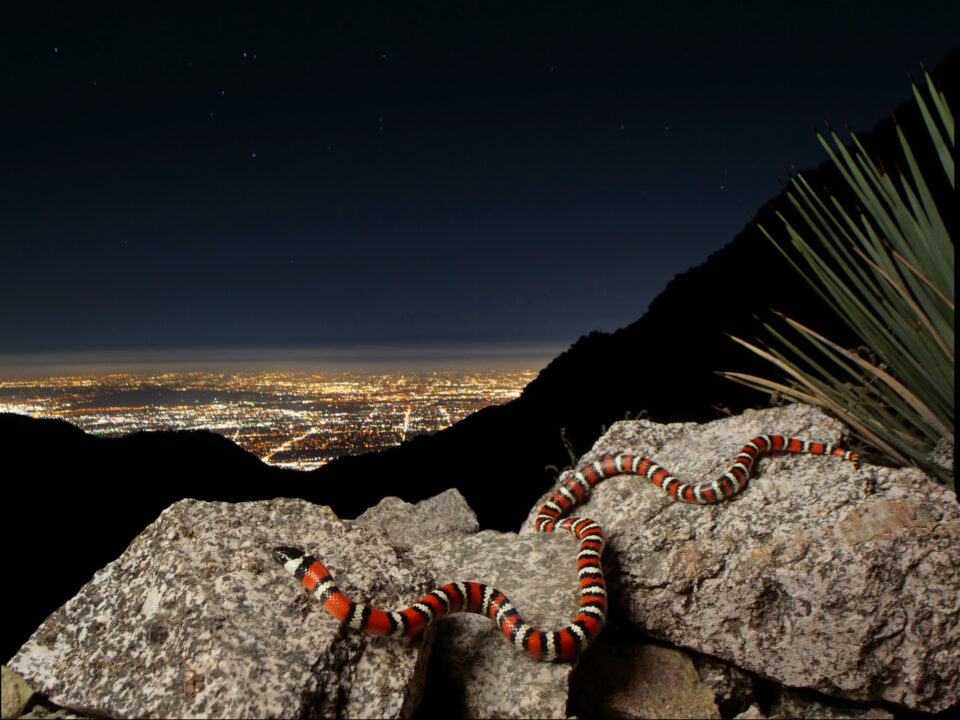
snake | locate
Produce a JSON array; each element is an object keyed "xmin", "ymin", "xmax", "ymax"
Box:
[{"xmin": 273, "ymin": 435, "xmax": 860, "ymax": 662}]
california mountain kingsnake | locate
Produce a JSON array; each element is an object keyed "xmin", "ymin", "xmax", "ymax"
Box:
[{"xmin": 273, "ymin": 435, "xmax": 860, "ymax": 662}]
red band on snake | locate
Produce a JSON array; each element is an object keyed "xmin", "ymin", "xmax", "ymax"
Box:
[{"xmin": 273, "ymin": 435, "xmax": 860, "ymax": 661}]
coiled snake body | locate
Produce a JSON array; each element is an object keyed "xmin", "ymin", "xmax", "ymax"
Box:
[{"xmin": 273, "ymin": 435, "xmax": 860, "ymax": 662}]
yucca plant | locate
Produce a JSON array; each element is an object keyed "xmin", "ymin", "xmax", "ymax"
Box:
[{"xmin": 719, "ymin": 66, "xmax": 955, "ymax": 488}]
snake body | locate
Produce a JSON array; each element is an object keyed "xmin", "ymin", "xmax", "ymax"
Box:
[{"xmin": 273, "ymin": 435, "xmax": 860, "ymax": 661}]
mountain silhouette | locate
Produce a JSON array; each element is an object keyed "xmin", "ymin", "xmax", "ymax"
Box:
[{"xmin": 2, "ymin": 49, "xmax": 954, "ymax": 663}]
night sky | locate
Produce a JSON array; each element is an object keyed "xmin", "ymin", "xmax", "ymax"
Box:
[{"xmin": 2, "ymin": 2, "xmax": 958, "ymax": 369}]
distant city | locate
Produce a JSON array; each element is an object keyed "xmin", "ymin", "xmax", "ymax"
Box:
[{"xmin": 0, "ymin": 370, "xmax": 538, "ymax": 470}]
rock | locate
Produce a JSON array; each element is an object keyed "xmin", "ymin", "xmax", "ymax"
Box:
[
  {"xmin": 2, "ymin": 665, "xmax": 34, "ymax": 719},
  {"xmin": 733, "ymin": 703, "xmax": 766, "ymax": 719},
  {"xmin": 354, "ymin": 492, "xmax": 581, "ymax": 718},
  {"xmin": 521, "ymin": 403, "xmax": 960, "ymax": 712},
  {"xmin": 763, "ymin": 685, "xmax": 895, "ymax": 719},
  {"xmin": 418, "ymin": 530, "xmax": 580, "ymax": 718},
  {"xmin": 353, "ymin": 488, "xmax": 481, "ymax": 550},
  {"xmin": 7, "ymin": 490, "xmax": 582, "ymax": 718},
  {"xmin": 414, "ymin": 529, "xmax": 579, "ymax": 719},
  {"xmin": 8, "ymin": 497, "xmax": 445, "ymax": 718},
  {"xmin": 692, "ymin": 653, "xmax": 755, "ymax": 717},
  {"xmin": 17, "ymin": 701, "xmax": 87, "ymax": 720},
  {"xmin": 357, "ymin": 488, "xmax": 576, "ymax": 717},
  {"xmin": 930, "ymin": 436, "xmax": 954, "ymax": 474},
  {"xmin": 570, "ymin": 639, "xmax": 721, "ymax": 718}
]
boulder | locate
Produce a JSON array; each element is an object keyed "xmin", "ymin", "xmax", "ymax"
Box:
[
  {"xmin": 522, "ymin": 403, "xmax": 960, "ymax": 712},
  {"xmin": 692, "ymin": 652, "xmax": 755, "ymax": 717},
  {"xmin": 2, "ymin": 665, "xmax": 34, "ymax": 719},
  {"xmin": 570, "ymin": 640, "xmax": 721, "ymax": 718},
  {"xmin": 760, "ymin": 685, "xmax": 895, "ymax": 719},
  {"xmin": 8, "ymin": 496, "xmax": 448, "ymax": 718},
  {"xmin": 7, "ymin": 489, "xmax": 578, "ymax": 718}
]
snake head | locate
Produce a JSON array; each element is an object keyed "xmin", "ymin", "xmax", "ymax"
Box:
[{"xmin": 272, "ymin": 546, "xmax": 305, "ymax": 566}]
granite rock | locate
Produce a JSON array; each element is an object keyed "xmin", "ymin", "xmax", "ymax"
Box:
[
  {"xmin": 2, "ymin": 665, "xmax": 34, "ymax": 719},
  {"xmin": 8, "ymin": 497, "xmax": 443, "ymax": 718},
  {"xmin": 762, "ymin": 685, "xmax": 895, "ymax": 719},
  {"xmin": 8, "ymin": 489, "xmax": 578, "ymax": 718},
  {"xmin": 692, "ymin": 653, "xmax": 755, "ymax": 717},
  {"xmin": 522, "ymin": 403, "xmax": 960, "ymax": 712},
  {"xmin": 930, "ymin": 435, "xmax": 954, "ymax": 474},
  {"xmin": 570, "ymin": 640, "xmax": 721, "ymax": 719}
]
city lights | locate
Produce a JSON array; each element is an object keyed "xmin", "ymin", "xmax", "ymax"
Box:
[{"xmin": 0, "ymin": 370, "xmax": 536, "ymax": 470}]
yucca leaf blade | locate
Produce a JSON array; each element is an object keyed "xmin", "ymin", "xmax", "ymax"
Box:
[{"xmin": 727, "ymin": 67, "xmax": 954, "ymax": 487}]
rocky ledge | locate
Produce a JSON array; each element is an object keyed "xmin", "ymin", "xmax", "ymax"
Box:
[{"xmin": 5, "ymin": 404, "xmax": 958, "ymax": 718}]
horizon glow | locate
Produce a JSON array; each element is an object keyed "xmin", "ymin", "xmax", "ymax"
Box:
[{"xmin": 0, "ymin": 343, "xmax": 567, "ymax": 379}]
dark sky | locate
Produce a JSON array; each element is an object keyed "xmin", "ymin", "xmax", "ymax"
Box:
[{"xmin": 2, "ymin": 2, "xmax": 958, "ymax": 364}]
